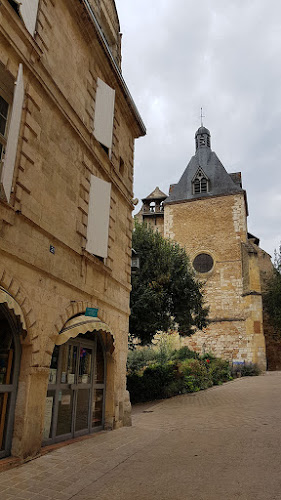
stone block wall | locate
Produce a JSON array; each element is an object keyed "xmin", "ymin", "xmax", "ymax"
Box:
[{"xmin": 164, "ymin": 193, "xmax": 267, "ymax": 369}]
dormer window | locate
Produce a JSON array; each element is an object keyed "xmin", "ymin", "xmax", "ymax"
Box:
[{"xmin": 192, "ymin": 167, "xmax": 209, "ymax": 195}]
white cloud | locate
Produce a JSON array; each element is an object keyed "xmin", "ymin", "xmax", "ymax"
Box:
[{"xmin": 116, "ymin": 0, "xmax": 281, "ymax": 256}]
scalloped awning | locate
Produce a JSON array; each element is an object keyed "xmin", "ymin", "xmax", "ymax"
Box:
[
  {"xmin": 0, "ymin": 286, "xmax": 27, "ymax": 332},
  {"xmin": 53, "ymin": 315, "xmax": 114, "ymax": 346}
]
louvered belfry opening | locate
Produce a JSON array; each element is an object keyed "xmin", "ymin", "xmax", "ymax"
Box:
[{"xmin": 193, "ymin": 170, "xmax": 208, "ymax": 194}]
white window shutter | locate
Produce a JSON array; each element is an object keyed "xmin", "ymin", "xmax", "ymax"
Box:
[
  {"xmin": 86, "ymin": 175, "xmax": 111, "ymax": 259},
  {"xmin": 93, "ymin": 78, "xmax": 115, "ymax": 150},
  {"xmin": 1, "ymin": 64, "xmax": 24, "ymax": 203},
  {"xmin": 20, "ymin": 0, "xmax": 40, "ymax": 37}
]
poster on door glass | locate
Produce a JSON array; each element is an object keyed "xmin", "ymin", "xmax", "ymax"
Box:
[{"xmin": 43, "ymin": 396, "xmax": 53, "ymax": 440}]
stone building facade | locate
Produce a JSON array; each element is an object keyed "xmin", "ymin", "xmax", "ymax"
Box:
[
  {"xmin": 137, "ymin": 126, "xmax": 272, "ymax": 369},
  {"xmin": 0, "ymin": 0, "xmax": 145, "ymax": 460}
]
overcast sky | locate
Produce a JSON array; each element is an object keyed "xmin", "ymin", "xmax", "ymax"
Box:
[{"xmin": 115, "ymin": 0, "xmax": 281, "ymax": 258}]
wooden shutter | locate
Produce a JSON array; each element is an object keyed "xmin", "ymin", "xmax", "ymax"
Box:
[
  {"xmin": 0, "ymin": 64, "xmax": 24, "ymax": 203},
  {"xmin": 20, "ymin": 0, "xmax": 40, "ymax": 37},
  {"xmin": 93, "ymin": 78, "xmax": 115, "ymax": 150},
  {"xmin": 86, "ymin": 175, "xmax": 111, "ymax": 259}
]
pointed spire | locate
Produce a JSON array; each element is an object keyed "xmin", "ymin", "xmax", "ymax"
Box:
[{"xmin": 200, "ymin": 107, "xmax": 205, "ymax": 127}]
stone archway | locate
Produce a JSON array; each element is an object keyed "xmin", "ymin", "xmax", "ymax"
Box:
[
  {"xmin": 0, "ymin": 270, "xmax": 45, "ymax": 458},
  {"xmin": 0, "ymin": 269, "xmax": 37, "ymax": 357},
  {"xmin": 0, "ymin": 303, "xmax": 22, "ymax": 458},
  {"xmin": 43, "ymin": 303, "xmax": 117, "ymax": 439}
]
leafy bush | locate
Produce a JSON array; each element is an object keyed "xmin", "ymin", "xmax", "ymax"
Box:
[
  {"xmin": 163, "ymin": 379, "xmax": 185, "ymax": 398},
  {"xmin": 185, "ymin": 359, "xmax": 213, "ymax": 390},
  {"xmin": 171, "ymin": 346, "xmax": 199, "ymax": 361},
  {"xmin": 127, "ymin": 348, "xmax": 157, "ymax": 374},
  {"xmin": 127, "ymin": 363, "xmax": 176, "ymax": 403},
  {"xmin": 184, "ymin": 375, "xmax": 201, "ymax": 393},
  {"xmin": 152, "ymin": 331, "xmax": 178, "ymax": 366},
  {"xmin": 209, "ymin": 358, "xmax": 232, "ymax": 385},
  {"xmin": 127, "ymin": 345, "xmax": 261, "ymax": 404}
]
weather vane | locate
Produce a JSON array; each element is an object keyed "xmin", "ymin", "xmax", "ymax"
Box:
[{"xmin": 200, "ymin": 107, "xmax": 205, "ymax": 127}]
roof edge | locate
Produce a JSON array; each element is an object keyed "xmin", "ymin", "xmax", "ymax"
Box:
[
  {"xmin": 164, "ymin": 190, "xmax": 248, "ymax": 207},
  {"xmin": 82, "ymin": 0, "xmax": 146, "ymax": 136}
]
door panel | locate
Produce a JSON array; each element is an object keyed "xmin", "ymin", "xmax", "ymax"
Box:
[
  {"xmin": 92, "ymin": 389, "xmax": 104, "ymax": 428},
  {"xmin": 56, "ymin": 389, "xmax": 74, "ymax": 437},
  {"xmin": 78, "ymin": 347, "xmax": 92, "ymax": 384},
  {"xmin": 75, "ymin": 389, "xmax": 90, "ymax": 432}
]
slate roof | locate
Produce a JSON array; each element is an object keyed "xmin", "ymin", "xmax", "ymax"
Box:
[{"xmin": 164, "ymin": 128, "xmax": 244, "ymax": 205}]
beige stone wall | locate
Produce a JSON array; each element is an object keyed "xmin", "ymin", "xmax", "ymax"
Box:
[
  {"xmin": 164, "ymin": 193, "xmax": 266, "ymax": 369},
  {"xmin": 143, "ymin": 215, "xmax": 165, "ymax": 236},
  {"xmin": 254, "ymin": 244, "xmax": 281, "ymax": 370},
  {"xmin": 0, "ymin": 0, "xmax": 143, "ymax": 458}
]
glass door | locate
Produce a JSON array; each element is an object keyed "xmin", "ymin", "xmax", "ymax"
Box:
[
  {"xmin": 74, "ymin": 347, "xmax": 92, "ymax": 434},
  {"xmin": 44, "ymin": 336, "xmax": 103, "ymax": 445}
]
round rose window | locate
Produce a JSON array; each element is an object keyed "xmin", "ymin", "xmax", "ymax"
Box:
[{"xmin": 193, "ymin": 253, "xmax": 214, "ymax": 273}]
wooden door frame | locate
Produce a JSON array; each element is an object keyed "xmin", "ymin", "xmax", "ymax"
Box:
[{"xmin": 0, "ymin": 304, "xmax": 21, "ymax": 459}]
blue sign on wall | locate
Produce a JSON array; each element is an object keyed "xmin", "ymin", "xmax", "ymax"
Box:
[{"xmin": 85, "ymin": 307, "xmax": 99, "ymax": 318}]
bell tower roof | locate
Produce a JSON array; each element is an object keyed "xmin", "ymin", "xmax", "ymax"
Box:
[
  {"xmin": 164, "ymin": 125, "xmax": 246, "ymax": 208},
  {"xmin": 195, "ymin": 126, "xmax": 211, "ymax": 136},
  {"xmin": 141, "ymin": 186, "xmax": 167, "ymax": 202},
  {"xmin": 195, "ymin": 126, "xmax": 211, "ymax": 150}
]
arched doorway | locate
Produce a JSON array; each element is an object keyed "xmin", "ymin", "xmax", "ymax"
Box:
[
  {"xmin": 0, "ymin": 304, "xmax": 21, "ymax": 458},
  {"xmin": 43, "ymin": 332, "xmax": 106, "ymax": 444}
]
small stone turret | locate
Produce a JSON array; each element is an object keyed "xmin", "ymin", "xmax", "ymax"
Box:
[{"xmin": 135, "ymin": 186, "xmax": 167, "ymax": 235}]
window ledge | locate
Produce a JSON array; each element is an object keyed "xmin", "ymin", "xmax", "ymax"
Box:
[{"xmin": 82, "ymin": 249, "xmax": 112, "ymax": 275}]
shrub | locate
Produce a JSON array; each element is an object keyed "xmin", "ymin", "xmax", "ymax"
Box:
[
  {"xmin": 163, "ymin": 379, "xmax": 185, "ymax": 398},
  {"xmin": 127, "ymin": 348, "xmax": 157, "ymax": 374},
  {"xmin": 180, "ymin": 359, "xmax": 213, "ymax": 390},
  {"xmin": 152, "ymin": 330, "xmax": 179, "ymax": 366},
  {"xmin": 127, "ymin": 345, "xmax": 261, "ymax": 405},
  {"xmin": 171, "ymin": 346, "xmax": 199, "ymax": 361},
  {"xmin": 184, "ymin": 375, "xmax": 200, "ymax": 393},
  {"xmin": 127, "ymin": 362, "xmax": 176, "ymax": 403},
  {"xmin": 200, "ymin": 352, "xmax": 216, "ymax": 362},
  {"xmin": 209, "ymin": 358, "xmax": 232, "ymax": 385}
]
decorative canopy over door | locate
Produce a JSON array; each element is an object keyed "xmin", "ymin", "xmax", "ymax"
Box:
[{"xmin": 52, "ymin": 315, "xmax": 114, "ymax": 346}]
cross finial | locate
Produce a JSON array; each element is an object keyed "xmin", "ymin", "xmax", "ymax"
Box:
[{"xmin": 200, "ymin": 107, "xmax": 205, "ymax": 127}]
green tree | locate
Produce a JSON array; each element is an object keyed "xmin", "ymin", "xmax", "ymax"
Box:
[
  {"xmin": 130, "ymin": 222, "xmax": 209, "ymax": 344},
  {"xmin": 264, "ymin": 244, "xmax": 281, "ymax": 335}
]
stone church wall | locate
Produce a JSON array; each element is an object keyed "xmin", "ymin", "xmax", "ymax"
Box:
[{"xmin": 164, "ymin": 193, "xmax": 267, "ymax": 369}]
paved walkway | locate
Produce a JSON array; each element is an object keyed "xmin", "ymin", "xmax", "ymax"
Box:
[{"xmin": 1, "ymin": 373, "xmax": 281, "ymax": 500}]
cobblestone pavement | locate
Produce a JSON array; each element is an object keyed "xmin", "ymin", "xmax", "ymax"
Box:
[{"xmin": 1, "ymin": 373, "xmax": 281, "ymax": 500}]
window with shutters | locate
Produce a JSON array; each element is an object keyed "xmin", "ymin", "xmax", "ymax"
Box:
[
  {"xmin": 93, "ymin": 78, "xmax": 115, "ymax": 157},
  {"xmin": 86, "ymin": 175, "xmax": 111, "ymax": 260},
  {"xmin": 0, "ymin": 64, "xmax": 24, "ymax": 203},
  {"xmin": 0, "ymin": 96, "xmax": 10, "ymax": 174},
  {"xmin": 8, "ymin": 0, "xmax": 40, "ymax": 37},
  {"xmin": 192, "ymin": 167, "xmax": 209, "ymax": 195}
]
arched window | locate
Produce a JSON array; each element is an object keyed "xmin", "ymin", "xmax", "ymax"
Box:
[{"xmin": 192, "ymin": 168, "xmax": 209, "ymax": 194}]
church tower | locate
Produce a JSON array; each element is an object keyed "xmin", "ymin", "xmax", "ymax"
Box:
[
  {"xmin": 164, "ymin": 125, "xmax": 267, "ymax": 369},
  {"xmin": 135, "ymin": 186, "xmax": 167, "ymax": 236}
]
